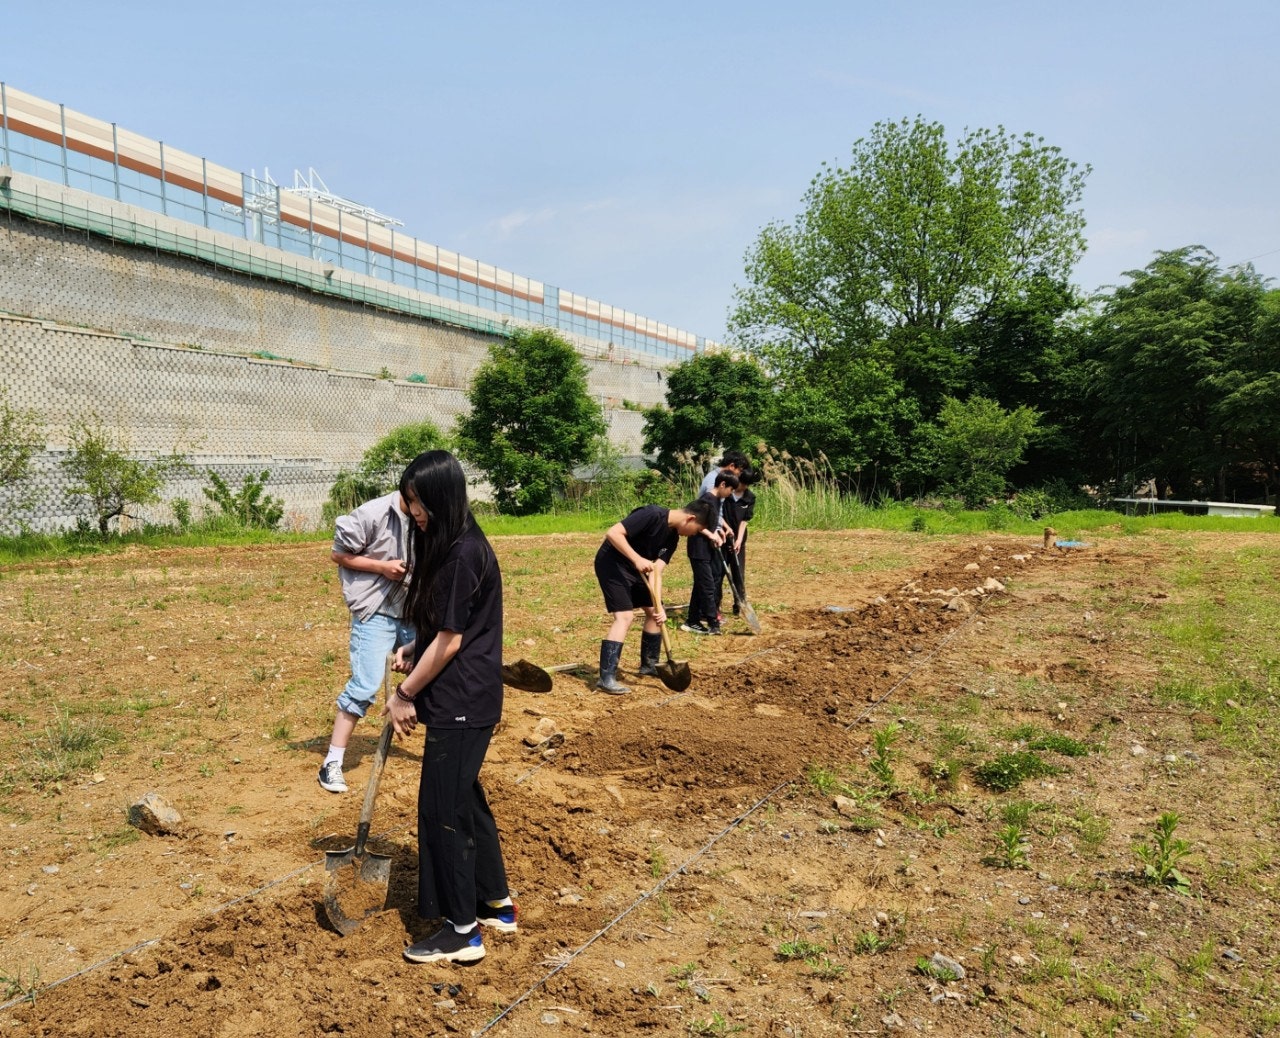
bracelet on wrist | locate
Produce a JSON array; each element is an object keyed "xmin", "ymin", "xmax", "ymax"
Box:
[{"xmin": 395, "ymin": 685, "xmax": 417, "ymax": 703}]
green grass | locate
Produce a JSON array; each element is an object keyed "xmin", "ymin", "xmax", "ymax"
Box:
[{"xmin": 22, "ymin": 710, "xmax": 122, "ymax": 787}]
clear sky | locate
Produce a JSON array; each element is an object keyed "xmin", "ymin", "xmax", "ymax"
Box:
[{"xmin": 3, "ymin": 0, "xmax": 1277, "ymax": 342}]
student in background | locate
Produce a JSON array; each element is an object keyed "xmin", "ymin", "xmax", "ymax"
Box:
[
  {"xmin": 719, "ymin": 468, "xmax": 757, "ymax": 616},
  {"xmin": 319, "ymin": 473, "xmax": 416, "ymax": 794},
  {"xmin": 681, "ymin": 472, "xmax": 738, "ymax": 636}
]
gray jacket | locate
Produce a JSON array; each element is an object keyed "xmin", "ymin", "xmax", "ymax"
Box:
[{"xmin": 333, "ymin": 491, "xmax": 412, "ymax": 622}]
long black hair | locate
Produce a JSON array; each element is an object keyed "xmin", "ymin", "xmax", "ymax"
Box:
[{"xmin": 400, "ymin": 450, "xmax": 490, "ymax": 632}]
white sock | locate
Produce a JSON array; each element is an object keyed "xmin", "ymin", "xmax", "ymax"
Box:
[
  {"xmin": 451, "ymin": 920, "xmax": 478, "ymax": 935},
  {"xmin": 485, "ymin": 897, "xmax": 513, "ymax": 908},
  {"xmin": 323, "ymin": 745, "xmax": 345, "ymax": 768}
]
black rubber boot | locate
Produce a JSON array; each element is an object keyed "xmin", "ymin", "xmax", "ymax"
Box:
[
  {"xmin": 596, "ymin": 640, "xmax": 631, "ymax": 695},
  {"xmin": 637, "ymin": 631, "xmax": 662, "ymax": 676}
]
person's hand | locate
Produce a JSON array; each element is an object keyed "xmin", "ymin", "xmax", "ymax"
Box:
[
  {"xmin": 382, "ymin": 691, "xmax": 418, "ymax": 738},
  {"xmin": 654, "ymin": 605, "xmax": 667, "ymax": 626},
  {"xmin": 391, "ymin": 645, "xmax": 413, "ymax": 673},
  {"xmin": 634, "ymin": 557, "xmax": 655, "ymax": 576},
  {"xmin": 383, "ymin": 558, "xmax": 407, "ymax": 581}
]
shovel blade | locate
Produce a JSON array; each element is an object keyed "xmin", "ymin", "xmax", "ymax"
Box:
[
  {"xmin": 323, "ymin": 849, "xmax": 392, "ymax": 936},
  {"xmin": 657, "ymin": 659, "xmax": 692, "ymax": 692},
  {"xmin": 501, "ymin": 658, "xmax": 553, "ymax": 693},
  {"xmin": 740, "ymin": 599, "xmax": 763, "ymax": 635}
]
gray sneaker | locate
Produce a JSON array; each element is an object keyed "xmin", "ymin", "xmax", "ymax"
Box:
[{"xmin": 317, "ymin": 761, "xmax": 347, "ymax": 793}]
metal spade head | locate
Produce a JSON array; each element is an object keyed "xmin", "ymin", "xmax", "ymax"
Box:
[
  {"xmin": 323, "ymin": 840, "xmax": 392, "ymax": 935},
  {"xmin": 501, "ymin": 658, "xmax": 554, "ymax": 693},
  {"xmin": 656, "ymin": 658, "xmax": 692, "ymax": 692}
]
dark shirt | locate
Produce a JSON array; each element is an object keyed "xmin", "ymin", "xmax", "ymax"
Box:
[
  {"xmin": 687, "ymin": 492, "xmax": 721, "ymax": 560},
  {"xmin": 722, "ymin": 488, "xmax": 756, "ymax": 539},
  {"xmin": 596, "ymin": 505, "xmax": 679, "ymax": 574},
  {"xmin": 412, "ymin": 524, "xmax": 503, "ymax": 729}
]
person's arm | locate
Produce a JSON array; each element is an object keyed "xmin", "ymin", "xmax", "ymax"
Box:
[
  {"xmin": 332, "ymin": 550, "xmax": 406, "ymax": 582},
  {"xmin": 605, "ymin": 521, "xmax": 655, "ymax": 574},
  {"xmin": 383, "ymin": 630, "xmax": 464, "ymax": 737}
]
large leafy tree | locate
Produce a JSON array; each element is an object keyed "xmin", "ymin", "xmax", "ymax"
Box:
[
  {"xmin": 456, "ymin": 328, "xmax": 605, "ymax": 515},
  {"xmin": 641, "ymin": 352, "xmax": 773, "ymax": 472},
  {"xmin": 1209, "ymin": 288, "xmax": 1280, "ymax": 498},
  {"xmin": 730, "ymin": 118, "xmax": 1089, "ymax": 491},
  {"xmin": 1086, "ymin": 247, "xmax": 1267, "ymax": 498}
]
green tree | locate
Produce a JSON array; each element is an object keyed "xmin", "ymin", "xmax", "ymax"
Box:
[
  {"xmin": 0, "ymin": 386, "xmax": 45, "ymax": 526},
  {"xmin": 641, "ymin": 352, "xmax": 773, "ymax": 472},
  {"xmin": 1209, "ymin": 288, "xmax": 1280, "ymax": 499},
  {"xmin": 730, "ymin": 118, "xmax": 1088, "ymax": 491},
  {"xmin": 62, "ymin": 416, "xmax": 189, "ymax": 535},
  {"xmin": 455, "ymin": 328, "xmax": 606, "ymax": 515},
  {"xmin": 932, "ymin": 395, "xmax": 1040, "ymax": 507},
  {"xmin": 203, "ymin": 470, "xmax": 284, "ymax": 529},
  {"xmin": 1086, "ymin": 247, "xmax": 1266, "ymax": 498},
  {"xmin": 324, "ymin": 420, "xmax": 449, "ymax": 521}
]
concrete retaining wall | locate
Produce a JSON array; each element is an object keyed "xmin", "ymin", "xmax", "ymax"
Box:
[{"xmin": 0, "ymin": 214, "xmax": 667, "ymax": 532}]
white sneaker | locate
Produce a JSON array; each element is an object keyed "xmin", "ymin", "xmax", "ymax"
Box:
[{"xmin": 317, "ymin": 761, "xmax": 347, "ymax": 793}]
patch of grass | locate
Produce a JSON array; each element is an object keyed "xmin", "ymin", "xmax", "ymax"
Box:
[
  {"xmin": 805, "ymin": 762, "xmax": 856, "ymax": 798},
  {"xmin": 1003, "ymin": 723, "xmax": 1092, "ymax": 757},
  {"xmin": 808, "ymin": 956, "xmax": 846, "ymax": 980},
  {"xmin": 776, "ymin": 938, "xmax": 825, "ymax": 962},
  {"xmin": 853, "ymin": 930, "xmax": 891, "ymax": 955},
  {"xmin": 0, "ymin": 962, "xmax": 41, "ymax": 1005},
  {"xmin": 649, "ymin": 844, "xmax": 669, "ymax": 879},
  {"xmin": 915, "ymin": 955, "xmax": 962, "ymax": 982},
  {"xmin": 973, "ymin": 751, "xmax": 1062, "ymax": 792},
  {"xmin": 23, "ymin": 710, "xmax": 121, "ymax": 787},
  {"xmin": 687, "ymin": 1011, "xmax": 742, "ymax": 1036},
  {"xmin": 92, "ymin": 825, "xmax": 141, "ymax": 854}
]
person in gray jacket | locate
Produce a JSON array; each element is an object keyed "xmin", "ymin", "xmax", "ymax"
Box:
[{"xmin": 317, "ymin": 468, "xmax": 417, "ymax": 793}]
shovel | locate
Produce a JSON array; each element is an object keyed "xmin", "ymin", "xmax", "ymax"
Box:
[
  {"xmin": 721, "ymin": 546, "xmax": 762, "ymax": 634},
  {"xmin": 501, "ymin": 658, "xmax": 554, "ymax": 693},
  {"xmin": 323, "ymin": 655, "xmax": 395, "ymax": 936},
  {"xmin": 646, "ymin": 571, "xmax": 692, "ymax": 692}
]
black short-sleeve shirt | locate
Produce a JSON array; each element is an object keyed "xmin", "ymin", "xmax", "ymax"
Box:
[
  {"xmin": 412, "ymin": 525, "xmax": 503, "ymax": 729},
  {"xmin": 595, "ymin": 505, "xmax": 678, "ymax": 576}
]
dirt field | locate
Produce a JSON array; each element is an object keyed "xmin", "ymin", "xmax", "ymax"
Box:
[{"xmin": 1, "ymin": 528, "xmax": 1277, "ymax": 1037}]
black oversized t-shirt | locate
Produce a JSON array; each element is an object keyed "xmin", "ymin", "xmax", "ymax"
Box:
[
  {"xmin": 595, "ymin": 504, "xmax": 679, "ymax": 579},
  {"xmin": 412, "ymin": 524, "xmax": 503, "ymax": 729}
]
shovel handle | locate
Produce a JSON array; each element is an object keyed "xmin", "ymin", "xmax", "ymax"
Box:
[
  {"xmin": 645, "ymin": 570, "xmax": 676, "ymax": 663},
  {"xmin": 354, "ymin": 655, "xmax": 395, "ymax": 858}
]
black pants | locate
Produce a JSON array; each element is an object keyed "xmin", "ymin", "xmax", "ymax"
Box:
[
  {"xmin": 416, "ymin": 725, "xmax": 509, "ymax": 925},
  {"xmin": 687, "ymin": 554, "xmax": 719, "ymax": 627}
]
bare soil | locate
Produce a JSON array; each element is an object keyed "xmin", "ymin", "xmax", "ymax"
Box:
[{"xmin": 1, "ymin": 530, "xmax": 1277, "ymax": 1037}]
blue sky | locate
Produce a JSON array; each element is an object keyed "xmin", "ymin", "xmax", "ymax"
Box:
[{"xmin": 3, "ymin": 1, "xmax": 1277, "ymax": 341}]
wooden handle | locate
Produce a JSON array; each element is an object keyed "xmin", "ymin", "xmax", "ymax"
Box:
[
  {"xmin": 353, "ymin": 655, "xmax": 395, "ymax": 856},
  {"xmin": 646, "ymin": 570, "xmax": 675, "ymax": 662}
]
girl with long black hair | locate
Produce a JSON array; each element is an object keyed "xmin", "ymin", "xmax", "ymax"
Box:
[{"xmin": 384, "ymin": 450, "xmax": 514, "ymax": 964}]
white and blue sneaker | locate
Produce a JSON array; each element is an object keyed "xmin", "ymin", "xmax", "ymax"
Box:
[
  {"xmin": 476, "ymin": 901, "xmax": 518, "ymax": 934},
  {"xmin": 404, "ymin": 925, "xmax": 485, "ymax": 964}
]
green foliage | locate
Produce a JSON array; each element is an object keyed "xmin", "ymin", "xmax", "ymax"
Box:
[
  {"xmin": 984, "ymin": 824, "xmax": 1030, "ymax": 869},
  {"xmin": 203, "ymin": 470, "xmax": 283, "ymax": 529},
  {"xmin": 868, "ymin": 722, "xmax": 900, "ymax": 788},
  {"xmin": 641, "ymin": 352, "xmax": 773, "ymax": 473},
  {"xmin": 62, "ymin": 415, "xmax": 190, "ymax": 535},
  {"xmin": 0, "ymin": 386, "xmax": 43, "ymax": 491},
  {"xmin": 776, "ymin": 938, "xmax": 826, "ymax": 962},
  {"xmin": 730, "ymin": 117, "xmax": 1087, "ymax": 497},
  {"xmin": 933, "ymin": 395, "xmax": 1040, "ymax": 507},
  {"xmin": 1136, "ymin": 812, "xmax": 1192, "ymax": 894},
  {"xmin": 456, "ymin": 327, "xmax": 606, "ymax": 515},
  {"xmin": 1088, "ymin": 247, "xmax": 1280, "ymax": 500},
  {"xmin": 24, "ymin": 709, "xmax": 122, "ymax": 787},
  {"xmin": 324, "ymin": 420, "xmax": 449, "ymax": 523},
  {"xmin": 973, "ymin": 750, "xmax": 1061, "ymax": 791}
]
